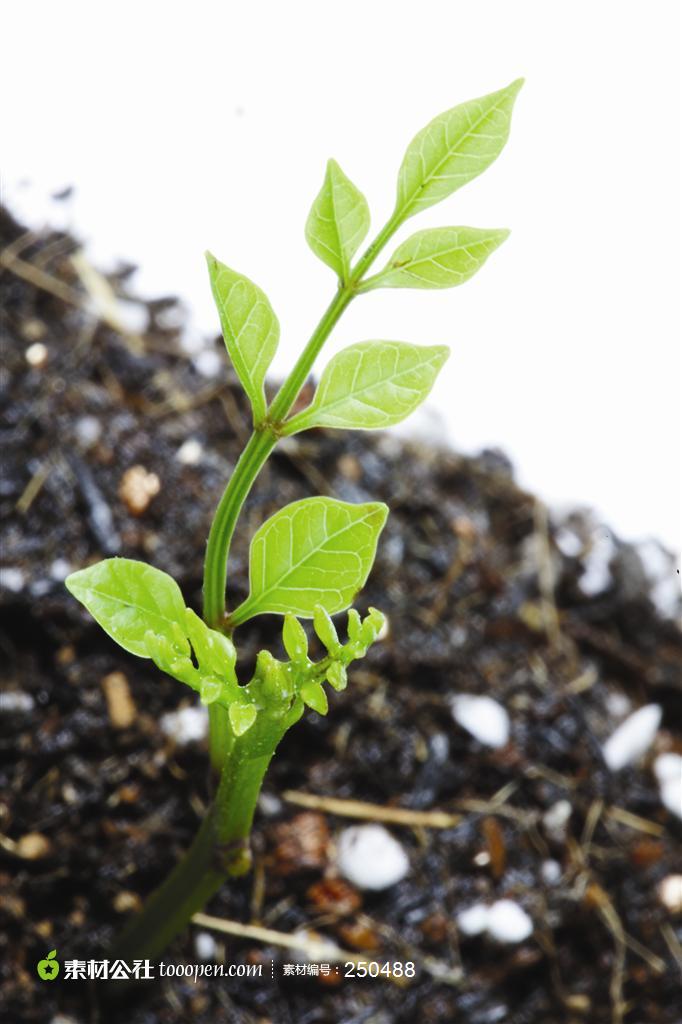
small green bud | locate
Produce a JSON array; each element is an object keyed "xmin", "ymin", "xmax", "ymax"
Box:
[
  {"xmin": 185, "ymin": 608, "xmax": 236, "ymax": 677},
  {"xmin": 300, "ymin": 680, "xmax": 329, "ymax": 715},
  {"xmin": 326, "ymin": 661, "xmax": 347, "ymax": 692},
  {"xmin": 313, "ymin": 605, "xmax": 340, "ymax": 654},
  {"xmin": 282, "ymin": 614, "xmax": 309, "ymax": 663},
  {"xmin": 357, "ymin": 607, "xmax": 386, "ymax": 647},
  {"xmin": 199, "ymin": 677, "xmax": 224, "ymax": 705},
  {"xmin": 170, "ymin": 620, "xmax": 191, "ymax": 656},
  {"xmin": 347, "ymin": 608, "xmax": 362, "ymax": 643},
  {"xmin": 169, "ymin": 656, "xmax": 200, "ymax": 687},
  {"xmin": 228, "ymin": 701, "xmax": 257, "ymax": 737}
]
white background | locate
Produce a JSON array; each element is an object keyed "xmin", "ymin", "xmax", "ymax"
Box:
[{"xmin": 2, "ymin": 1, "xmax": 680, "ymax": 552}]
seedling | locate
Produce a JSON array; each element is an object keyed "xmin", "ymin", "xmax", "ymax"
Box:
[{"xmin": 66, "ymin": 80, "xmax": 522, "ymax": 962}]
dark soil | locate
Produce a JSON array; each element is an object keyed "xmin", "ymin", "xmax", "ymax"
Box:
[{"xmin": 1, "ymin": 205, "xmax": 681, "ymax": 1024}]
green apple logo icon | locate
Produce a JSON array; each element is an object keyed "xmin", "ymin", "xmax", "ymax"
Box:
[{"xmin": 37, "ymin": 949, "xmax": 59, "ymax": 981}]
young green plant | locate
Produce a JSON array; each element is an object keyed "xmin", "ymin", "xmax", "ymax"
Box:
[{"xmin": 66, "ymin": 78, "xmax": 522, "ymax": 962}]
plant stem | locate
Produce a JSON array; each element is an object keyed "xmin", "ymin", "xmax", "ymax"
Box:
[
  {"xmin": 110, "ymin": 709, "xmax": 298, "ymax": 965},
  {"xmin": 113, "ymin": 210, "xmax": 405, "ymax": 966},
  {"xmin": 202, "ymin": 208, "xmax": 404, "ymax": 634}
]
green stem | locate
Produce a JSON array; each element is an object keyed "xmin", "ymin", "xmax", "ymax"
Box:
[
  {"xmin": 110, "ymin": 711, "xmax": 296, "ymax": 965},
  {"xmin": 202, "ymin": 208, "xmax": 404, "ymax": 636},
  {"xmin": 113, "ymin": 210, "xmax": 404, "ymax": 968}
]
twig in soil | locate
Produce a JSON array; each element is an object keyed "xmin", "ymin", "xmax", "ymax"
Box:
[
  {"xmin": 15, "ymin": 458, "xmax": 52, "ymax": 514},
  {"xmin": 605, "ymin": 805, "xmax": 665, "ymax": 838},
  {"xmin": 0, "ymin": 228, "xmax": 39, "ymax": 263},
  {"xmin": 362, "ymin": 914, "xmax": 463, "ymax": 986},
  {"xmin": 1, "ymin": 241, "xmax": 143, "ymax": 349},
  {"xmin": 563, "ymin": 663, "xmax": 598, "ymax": 695},
  {"xmin": 598, "ymin": 899, "xmax": 627, "ymax": 1024},
  {"xmin": 1, "ymin": 245, "xmax": 86, "ymax": 309},
  {"xmin": 660, "ymin": 923, "xmax": 682, "ymax": 973},
  {"xmin": 580, "ymin": 798, "xmax": 604, "ymax": 853},
  {"xmin": 191, "ymin": 911, "xmax": 368, "ymax": 965},
  {"xmin": 282, "ymin": 791, "xmax": 461, "ymax": 828},
  {"xmin": 533, "ymin": 499, "xmax": 561, "ymax": 648}
]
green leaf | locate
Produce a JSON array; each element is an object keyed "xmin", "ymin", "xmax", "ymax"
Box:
[
  {"xmin": 284, "ymin": 341, "xmax": 449, "ymax": 433},
  {"xmin": 395, "ymin": 79, "xmax": 523, "ymax": 222},
  {"xmin": 305, "ymin": 159, "xmax": 370, "ymax": 283},
  {"xmin": 231, "ymin": 497, "xmax": 388, "ymax": 623},
  {"xmin": 364, "ymin": 226, "xmax": 509, "ymax": 290},
  {"xmin": 66, "ymin": 558, "xmax": 188, "ymax": 658},
  {"xmin": 205, "ymin": 252, "xmax": 279, "ymax": 423}
]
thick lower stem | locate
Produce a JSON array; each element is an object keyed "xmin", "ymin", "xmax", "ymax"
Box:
[{"xmin": 110, "ymin": 714, "xmax": 292, "ymax": 964}]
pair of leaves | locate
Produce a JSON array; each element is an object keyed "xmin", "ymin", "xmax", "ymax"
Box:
[
  {"xmin": 304, "ymin": 78, "xmax": 521, "ymax": 286},
  {"xmin": 66, "ymin": 495, "xmax": 387, "ymax": 643}
]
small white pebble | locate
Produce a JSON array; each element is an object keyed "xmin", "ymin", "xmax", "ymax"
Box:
[
  {"xmin": 636, "ymin": 540, "xmax": 681, "ymax": 619},
  {"xmin": 473, "ymin": 850, "xmax": 491, "ymax": 867},
  {"xmin": 176, "ymin": 438, "xmax": 203, "ymax": 465},
  {"xmin": 602, "ymin": 704, "xmax": 662, "ymax": 771},
  {"xmin": 376, "ymin": 613, "xmax": 390, "ymax": 642},
  {"xmin": 457, "ymin": 903, "xmax": 490, "ymax": 936},
  {"xmin": 0, "ymin": 691, "xmax": 35, "ymax": 713},
  {"xmin": 653, "ymin": 752, "xmax": 682, "ymax": 784},
  {"xmin": 194, "ymin": 931, "xmax": 217, "ymax": 960},
  {"xmin": 74, "ymin": 415, "xmax": 102, "ymax": 448},
  {"xmin": 554, "ymin": 526, "xmax": 582, "ymax": 558},
  {"xmin": 486, "ymin": 899, "xmax": 533, "ymax": 944},
  {"xmin": 430, "ymin": 732, "xmax": 449, "ymax": 763},
  {"xmin": 292, "ymin": 929, "xmax": 342, "ymax": 964},
  {"xmin": 540, "ymin": 859, "xmax": 562, "ymax": 885},
  {"xmin": 25, "ymin": 341, "xmax": 48, "ymax": 368},
  {"xmin": 0, "ymin": 567, "xmax": 25, "ymax": 592},
  {"xmin": 660, "ymin": 777, "xmax": 682, "ymax": 821},
  {"xmin": 160, "ymin": 706, "xmax": 209, "ymax": 744},
  {"xmin": 194, "ymin": 348, "xmax": 223, "ymax": 379},
  {"xmin": 657, "ymin": 875, "xmax": 682, "ymax": 914},
  {"xmin": 578, "ymin": 529, "xmax": 616, "ymax": 596},
  {"xmin": 451, "ymin": 694, "xmax": 510, "ymax": 749},
  {"xmin": 258, "ymin": 791, "xmax": 283, "ymax": 817},
  {"xmin": 543, "ymin": 799, "xmax": 572, "ymax": 839},
  {"xmin": 604, "ymin": 690, "xmax": 631, "ymax": 720},
  {"xmin": 336, "ymin": 824, "xmax": 409, "ymax": 890},
  {"xmin": 49, "ymin": 558, "xmax": 72, "ymax": 581}
]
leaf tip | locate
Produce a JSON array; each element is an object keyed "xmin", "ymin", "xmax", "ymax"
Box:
[{"xmin": 368, "ymin": 502, "xmax": 390, "ymax": 530}]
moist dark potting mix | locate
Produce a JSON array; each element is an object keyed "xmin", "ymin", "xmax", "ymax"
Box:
[{"xmin": 1, "ymin": 203, "xmax": 681, "ymax": 1023}]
